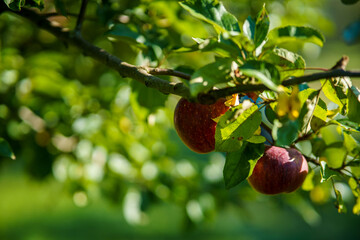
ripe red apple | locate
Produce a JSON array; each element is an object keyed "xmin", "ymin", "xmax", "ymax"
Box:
[
  {"xmin": 248, "ymin": 146, "xmax": 308, "ymax": 194},
  {"xmin": 174, "ymin": 97, "xmax": 230, "ymax": 153}
]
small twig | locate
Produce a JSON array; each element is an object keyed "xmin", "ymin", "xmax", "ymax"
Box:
[
  {"xmin": 281, "ymin": 67, "xmax": 329, "ymax": 72},
  {"xmin": 75, "ymin": 0, "xmax": 88, "ymax": 34},
  {"xmin": 306, "ymin": 156, "xmax": 320, "ymax": 166},
  {"xmin": 146, "ymin": 67, "xmax": 191, "ymax": 80}
]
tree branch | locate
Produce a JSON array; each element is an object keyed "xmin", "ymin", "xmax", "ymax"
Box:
[
  {"xmin": 145, "ymin": 67, "xmax": 191, "ymax": 80},
  {"xmin": 1, "ymin": 5, "xmax": 360, "ymax": 105},
  {"xmin": 7, "ymin": 7, "xmax": 190, "ymax": 99},
  {"xmin": 199, "ymin": 69, "xmax": 360, "ymax": 104},
  {"xmin": 75, "ymin": 0, "xmax": 88, "ymax": 34}
]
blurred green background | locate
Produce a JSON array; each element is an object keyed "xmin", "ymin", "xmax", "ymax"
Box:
[{"xmin": 1, "ymin": 0, "xmax": 360, "ymax": 239}]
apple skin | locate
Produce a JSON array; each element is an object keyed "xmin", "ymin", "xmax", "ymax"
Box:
[
  {"xmin": 248, "ymin": 146, "xmax": 308, "ymax": 195},
  {"xmin": 174, "ymin": 98, "xmax": 230, "ymax": 153}
]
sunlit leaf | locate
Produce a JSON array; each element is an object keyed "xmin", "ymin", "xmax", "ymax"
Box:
[
  {"xmin": 347, "ymin": 86, "xmax": 360, "ymax": 124},
  {"xmin": 242, "ymin": 16, "xmax": 255, "ymax": 44},
  {"xmin": 298, "ymin": 89, "xmax": 327, "ymax": 133},
  {"xmin": 179, "ymin": 0, "xmax": 240, "ymax": 34},
  {"xmin": 223, "ymin": 142, "xmax": 264, "ymax": 189},
  {"xmin": 319, "ymin": 161, "xmax": 339, "ymax": 182},
  {"xmin": 265, "ymin": 26, "xmax": 325, "ymax": 48},
  {"xmin": 4, "ymin": 0, "xmax": 44, "ymax": 11},
  {"xmin": 344, "ymin": 132, "xmax": 360, "ymax": 155},
  {"xmin": 4, "ymin": 0, "xmax": 25, "ymax": 11},
  {"xmin": 215, "ymin": 104, "xmax": 262, "ymax": 152},
  {"xmin": 254, "ymin": 5, "xmax": 270, "ymax": 47},
  {"xmin": 227, "ymin": 32, "xmax": 256, "ymax": 52},
  {"xmin": 321, "ymin": 78, "xmax": 348, "ymax": 112},
  {"xmin": 302, "ymin": 168, "xmax": 315, "ymax": 191},
  {"xmin": 189, "ymin": 58, "xmax": 233, "ymax": 96},
  {"xmin": 348, "ymin": 177, "xmax": 359, "ymax": 197},
  {"xmin": 242, "ymin": 5, "xmax": 269, "ymax": 48},
  {"xmin": 239, "ymin": 60, "xmax": 281, "ymax": 91},
  {"xmin": 322, "ymin": 147, "xmax": 347, "ymax": 169},
  {"xmin": 174, "ymin": 38, "xmax": 239, "ymax": 58},
  {"xmin": 353, "ymin": 197, "xmax": 360, "ymax": 215},
  {"xmin": 246, "ymin": 135, "xmax": 266, "ymax": 144},
  {"xmin": 334, "ymin": 187, "xmax": 347, "ymax": 213},
  {"xmin": 262, "ymin": 48, "xmax": 305, "ymax": 80}
]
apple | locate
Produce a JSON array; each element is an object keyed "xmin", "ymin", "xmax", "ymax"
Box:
[
  {"xmin": 248, "ymin": 146, "xmax": 308, "ymax": 194},
  {"xmin": 174, "ymin": 97, "xmax": 230, "ymax": 153}
]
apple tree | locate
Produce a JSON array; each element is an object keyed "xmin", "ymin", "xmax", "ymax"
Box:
[{"xmin": 1, "ymin": 0, "xmax": 360, "ymax": 225}]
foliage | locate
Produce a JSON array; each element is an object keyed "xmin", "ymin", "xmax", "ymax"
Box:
[{"xmin": 1, "ymin": 0, "xmax": 360, "ymax": 228}]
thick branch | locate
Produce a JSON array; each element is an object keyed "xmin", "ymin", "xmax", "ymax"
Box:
[
  {"xmin": 146, "ymin": 67, "xmax": 191, "ymax": 80},
  {"xmin": 8, "ymin": 7, "xmax": 190, "ymax": 99},
  {"xmin": 199, "ymin": 69, "xmax": 360, "ymax": 104},
  {"xmin": 1, "ymin": 5, "xmax": 360, "ymax": 105}
]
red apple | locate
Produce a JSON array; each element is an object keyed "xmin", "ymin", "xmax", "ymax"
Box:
[
  {"xmin": 248, "ymin": 146, "xmax": 308, "ymax": 194},
  {"xmin": 174, "ymin": 97, "xmax": 230, "ymax": 153}
]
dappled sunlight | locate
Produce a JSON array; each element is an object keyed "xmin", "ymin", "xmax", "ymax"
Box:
[{"xmin": 1, "ymin": 0, "xmax": 360, "ymax": 239}]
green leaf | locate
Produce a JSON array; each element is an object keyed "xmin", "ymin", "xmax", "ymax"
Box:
[
  {"xmin": 301, "ymin": 168, "xmax": 315, "ymax": 191},
  {"xmin": 106, "ymin": 24, "xmax": 147, "ymax": 49},
  {"xmin": 228, "ymin": 32, "xmax": 256, "ymax": 52},
  {"xmin": 4, "ymin": 0, "xmax": 44, "ymax": 11},
  {"xmin": 322, "ymin": 147, "xmax": 347, "ymax": 169},
  {"xmin": 272, "ymin": 119, "xmax": 299, "ymax": 147},
  {"xmin": 179, "ymin": 0, "xmax": 240, "ymax": 34},
  {"xmin": 130, "ymin": 80, "xmax": 168, "ymax": 113},
  {"xmin": 26, "ymin": 0, "xmax": 43, "ymax": 9},
  {"xmin": 215, "ymin": 104, "xmax": 262, "ymax": 152},
  {"xmin": 242, "ymin": 5, "xmax": 269, "ymax": 48},
  {"xmin": 239, "ymin": 60, "xmax": 281, "ymax": 91},
  {"xmin": 319, "ymin": 161, "xmax": 339, "ymax": 183},
  {"xmin": 175, "ymin": 38, "xmax": 239, "ymax": 58},
  {"xmin": 298, "ymin": 89, "xmax": 327, "ymax": 134},
  {"xmin": 0, "ymin": 138, "xmax": 15, "ymax": 160},
  {"xmin": 347, "ymin": 86, "xmax": 360, "ymax": 124},
  {"xmin": 311, "ymin": 138, "xmax": 326, "ymax": 157},
  {"xmin": 262, "ymin": 48, "xmax": 305, "ymax": 80},
  {"xmin": 321, "ymin": 78, "xmax": 348, "ymax": 111},
  {"xmin": 189, "ymin": 58, "xmax": 233, "ymax": 96},
  {"xmin": 242, "ymin": 16, "xmax": 255, "ymax": 43},
  {"xmin": 265, "ymin": 26, "xmax": 325, "ymax": 48},
  {"xmin": 334, "ymin": 187, "xmax": 347, "ymax": 213},
  {"xmin": 246, "ymin": 135, "xmax": 266, "ymax": 144},
  {"xmin": 4, "ymin": 0, "xmax": 25, "ymax": 11},
  {"xmin": 223, "ymin": 143, "xmax": 264, "ymax": 189},
  {"xmin": 348, "ymin": 177, "xmax": 359, "ymax": 197},
  {"xmin": 353, "ymin": 197, "xmax": 360, "ymax": 215},
  {"xmin": 330, "ymin": 118, "xmax": 359, "ymax": 133},
  {"xmin": 344, "ymin": 132, "xmax": 360, "ymax": 155},
  {"xmin": 254, "ymin": 5, "xmax": 270, "ymax": 47}
]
